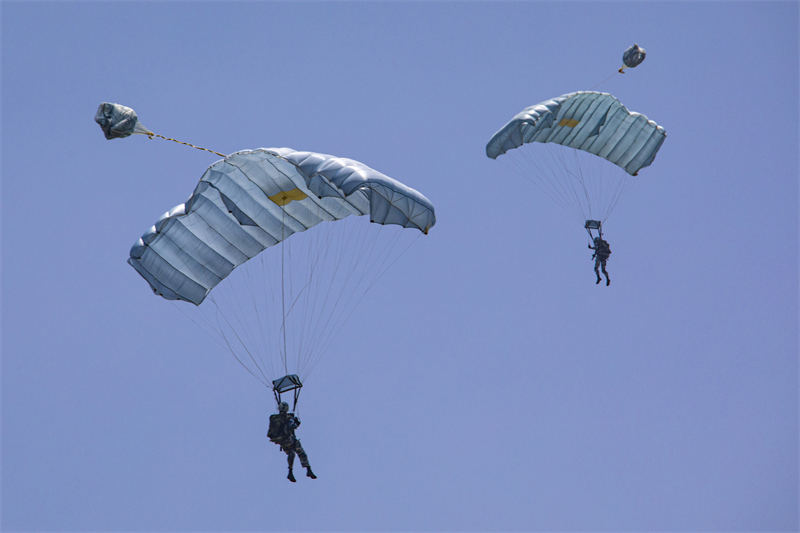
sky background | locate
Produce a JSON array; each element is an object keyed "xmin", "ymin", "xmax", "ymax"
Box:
[{"xmin": 2, "ymin": 1, "xmax": 798, "ymax": 532}]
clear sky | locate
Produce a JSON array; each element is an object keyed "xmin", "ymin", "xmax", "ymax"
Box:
[{"xmin": 2, "ymin": 1, "xmax": 798, "ymax": 531}]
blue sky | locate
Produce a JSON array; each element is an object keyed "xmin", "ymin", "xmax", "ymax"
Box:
[{"xmin": 2, "ymin": 1, "xmax": 798, "ymax": 531}]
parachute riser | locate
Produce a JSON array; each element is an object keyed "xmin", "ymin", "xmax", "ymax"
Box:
[
  {"xmin": 586, "ymin": 227, "xmax": 602, "ymax": 240},
  {"xmin": 273, "ymin": 374, "xmax": 303, "ymax": 412},
  {"xmin": 585, "ymin": 219, "xmax": 603, "ymax": 241},
  {"xmin": 273, "ymin": 389, "xmax": 302, "ymax": 412}
]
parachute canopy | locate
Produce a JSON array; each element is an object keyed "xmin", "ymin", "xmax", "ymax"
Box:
[
  {"xmin": 622, "ymin": 43, "xmax": 646, "ymax": 69},
  {"xmin": 486, "ymin": 91, "xmax": 666, "ymax": 176},
  {"xmin": 128, "ymin": 148, "xmax": 436, "ymax": 306},
  {"xmin": 95, "ymin": 102, "xmax": 152, "ymax": 139}
]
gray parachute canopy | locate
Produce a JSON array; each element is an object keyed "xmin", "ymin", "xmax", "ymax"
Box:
[
  {"xmin": 129, "ymin": 148, "xmax": 436, "ymax": 305},
  {"xmin": 94, "ymin": 103, "xmax": 152, "ymax": 139},
  {"xmin": 485, "ymin": 91, "xmax": 666, "ymax": 176},
  {"xmin": 622, "ymin": 43, "xmax": 646, "ymax": 69}
]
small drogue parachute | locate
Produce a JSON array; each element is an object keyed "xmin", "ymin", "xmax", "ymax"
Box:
[
  {"xmin": 486, "ymin": 91, "xmax": 665, "ymax": 228},
  {"xmin": 589, "ymin": 43, "xmax": 649, "ymax": 89},
  {"xmin": 98, "ymin": 103, "xmax": 436, "ymax": 408},
  {"xmin": 95, "ymin": 103, "xmax": 153, "ymax": 139},
  {"xmin": 620, "ymin": 43, "xmax": 646, "ymax": 73}
]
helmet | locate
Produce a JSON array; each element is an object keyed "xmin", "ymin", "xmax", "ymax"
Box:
[
  {"xmin": 594, "ymin": 237, "xmax": 601, "ymax": 243},
  {"xmin": 278, "ymin": 401, "xmax": 289, "ymax": 413}
]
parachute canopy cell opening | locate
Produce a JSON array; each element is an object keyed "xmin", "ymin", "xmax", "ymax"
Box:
[{"xmin": 486, "ymin": 91, "xmax": 666, "ymax": 225}]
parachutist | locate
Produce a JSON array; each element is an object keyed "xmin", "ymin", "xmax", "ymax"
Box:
[
  {"xmin": 268, "ymin": 402, "xmax": 316, "ymax": 482},
  {"xmin": 588, "ymin": 237, "xmax": 611, "ymax": 286}
]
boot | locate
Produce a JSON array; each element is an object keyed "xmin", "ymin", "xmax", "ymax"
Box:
[
  {"xmin": 287, "ymin": 468, "xmax": 296, "ymax": 482},
  {"xmin": 306, "ymin": 466, "xmax": 317, "ymax": 479}
]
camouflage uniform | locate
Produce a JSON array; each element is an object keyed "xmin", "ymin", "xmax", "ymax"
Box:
[
  {"xmin": 269, "ymin": 411, "xmax": 315, "ymax": 480},
  {"xmin": 278, "ymin": 413, "xmax": 310, "ymax": 468}
]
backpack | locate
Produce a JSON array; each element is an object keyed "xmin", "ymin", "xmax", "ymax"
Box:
[{"xmin": 268, "ymin": 414, "xmax": 287, "ymax": 443}]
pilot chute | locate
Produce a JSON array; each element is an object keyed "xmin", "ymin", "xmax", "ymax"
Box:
[
  {"xmin": 95, "ymin": 103, "xmax": 152, "ymax": 139},
  {"xmin": 620, "ymin": 43, "xmax": 646, "ymax": 72}
]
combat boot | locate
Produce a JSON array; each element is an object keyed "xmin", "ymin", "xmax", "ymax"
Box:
[
  {"xmin": 287, "ymin": 468, "xmax": 296, "ymax": 482},
  {"xmin": 306, "ymin": 467, "xmax": 317, "ymax": 479}
]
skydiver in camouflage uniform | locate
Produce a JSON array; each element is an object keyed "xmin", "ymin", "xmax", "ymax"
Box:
[
  {"xmin": 268, "ymin": 402, "xmax": 316, "ymax": 482},
  {"xmin": 588, "ymin": 236, "xmax": 611, "ymax": 286}
]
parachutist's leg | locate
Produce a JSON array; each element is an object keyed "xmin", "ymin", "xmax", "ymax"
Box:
[
  {"xmin": 286, "ymin": 448, "xmax": 295, "ymax": 468},
  {"xmin": 594, "ymin": 260, "xmax": 602, "ymax": 284},
  {"xmin": 601, "ymin": 261, "xmax": 610, "ymax": 286},
  {"xmin": 292, "ymin": 440, "xmax": 316, "ymax": 479},
  {"xmin": 285, "ymin": 447, "xmax": 297, "ymax": 482},
  {"xmin": 295, "ymin": 441, "xmax": 310, "ymax": 469}
]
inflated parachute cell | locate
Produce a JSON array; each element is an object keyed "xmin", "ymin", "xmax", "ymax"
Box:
[
  {"xmin": 622, "ymin": 43, "xmax": 646, "ymax": 69},
  {"xmin": 485, "ymin": 91, "xmax": 666, "ymax": 176},
  {"xmin": 94, "ymin": 103, "xmax": 152, "ymax": 139},
  {"xmin": 128, "ymin": 148, "xmax": 436, "ymax": 305}
]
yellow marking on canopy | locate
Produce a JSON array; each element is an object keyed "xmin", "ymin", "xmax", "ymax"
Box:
[
  {"xmin": 269, "ymin": 188, "xmax": 308, "ymax": 206},
  {"xmin": 558, "ymin": 118, "xmax": 580, "ymax": 128}
]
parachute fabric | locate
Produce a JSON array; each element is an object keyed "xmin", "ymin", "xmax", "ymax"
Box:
[
  {"xmin": 486, "ymin": 92, "xmax": 666, "ymax": 223},
  {"xmin": 486, "ymin": 92, "xmax": 665, "ymax": 176},
  {"xmin": 621, "ymin": 43, "xmax": 646, "ymax": 70},
  {"xmin": 126, "ymin": 146, "xmax": 436, "ymax": 389},
  {"xmin": 95, "ymin": 103, "xmax": 153, "ymax": 139},
  {"xmin": 128, "ymin": 148, "xmax": 436, "ymax": 306},
  {"xmin": 99, "ymin": 103, "xmax": 437, "ymax": 393}
]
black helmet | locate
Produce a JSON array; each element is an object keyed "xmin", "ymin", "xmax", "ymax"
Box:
[{"xmin": 278, "ymin": 401, "xmax": 289, "ymax": 413}]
